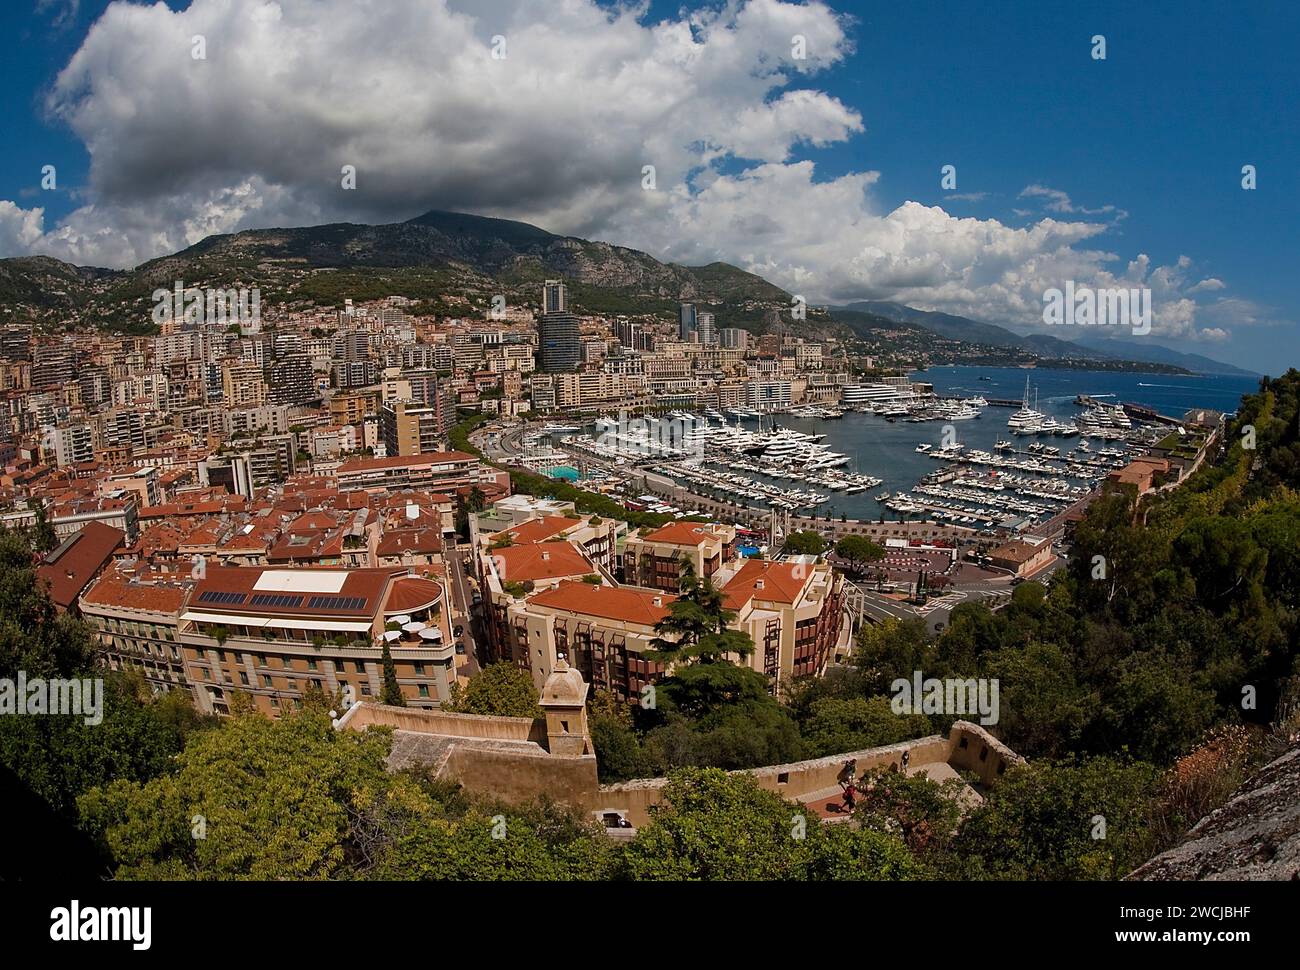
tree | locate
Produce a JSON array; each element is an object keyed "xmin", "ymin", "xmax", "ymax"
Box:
[
  {"xmin": 380, "ymin": 642, "xmax": 406, "ymax": 707},
  {"xmin": 799, "ymin": 696, "xmax": 931, "ymax": 759},
  {"xmin": 835, "ymin": 535, "xmax": 885, "ymax": 572},
  {"xmin": 783, "ymin": 530, "xmax": 826, "ymax": 556},
  {"xmin": 78, "ymin": 710, "xmax": 395, "ymax": 880},
  {"xmin": 466, "ymin": 486, "xmax": 487, "ymax": 514},
  {"xmin": 443, "ymin": 662, "xmax": 542, "ymax": 719},
  {"xmin": 952, "ymin": 756, "xmax": 1162, "ymax": 880},
  {"xmin": 648, "ymin": 560, "xmax": 753, "ymax": 665},
  {"xmin": 618, "ymin": 767, "xmax": 917, "ymax": 881},
  {"xmin": 26, "ymin": 500, "xmax": 57, "ymax": 554}
]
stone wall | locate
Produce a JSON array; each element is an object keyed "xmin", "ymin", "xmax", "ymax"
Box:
[{"xmin": 337, "ymin": 701, "xmax": 547, "ymax": 745}]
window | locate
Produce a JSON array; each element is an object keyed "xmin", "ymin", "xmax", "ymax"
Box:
[
  {"xmin": 414, "ymin": 662, "xmax": 426, "ymax": 675},
  {"xmin": 361, "ymin": 685, "xmax": 372, "ymax": 696},
  {"xmin": 239, "ymin": 672, "xmax": 249, "ymax": 686},
  {"xmin": 262, "ymin": 675, "xmax": 273, "ymax": 687},
  {"xmin": 307, "ymin": 659, "xmax": 317, "ymax": 670},
  {"xmin": 355, "ymin": 661, "xmax": 366, "ymax": 673},
  {"xmin": 417, "ymin": 685, "xmax": 429, "ymax": 698}
]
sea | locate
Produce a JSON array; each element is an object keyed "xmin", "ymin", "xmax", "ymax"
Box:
[{"xmin": 735, "ymin": 365, "xmax": 1260, "ymax": 521}]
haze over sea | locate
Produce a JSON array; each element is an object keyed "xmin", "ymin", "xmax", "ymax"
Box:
[{"xmin": 743, "ymin": 366, "xmax": 1259, "ymax": 522}]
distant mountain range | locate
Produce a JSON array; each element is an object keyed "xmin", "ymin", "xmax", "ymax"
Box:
[
  {"xmin": 0, "ymin": 211, "xmax": 1259, "ymax": 377},
  {"xmin": 835, "ymin": 301, "xmax": 1258, "ymax": 376},
  {"xmin": 0, "ymin": 210, "xmax": 798, "ymax": 333}
]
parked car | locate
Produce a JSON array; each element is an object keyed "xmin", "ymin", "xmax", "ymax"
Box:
[{"xmin": 454, "ymin": 625, "xmax": 463, "ymax": 637}]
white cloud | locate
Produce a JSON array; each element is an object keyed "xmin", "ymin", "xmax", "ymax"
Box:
[{"xmin": 0, "ymin": 0, "xmax": 1256, "ymax": 344}]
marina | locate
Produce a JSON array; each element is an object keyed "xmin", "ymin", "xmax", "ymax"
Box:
[{"xmin": 515, "ymin": 366, "xmax": 1253, "ymax": 534}]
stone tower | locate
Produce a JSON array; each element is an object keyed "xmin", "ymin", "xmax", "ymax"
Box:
[{"xmin": 539, "ymin": 659, "xmax": 592, "ymax": 757}]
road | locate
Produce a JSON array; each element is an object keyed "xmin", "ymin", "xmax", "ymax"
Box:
[{"xmin": 445, "ymin": 539, "xmax": 482, "ymax": 678}]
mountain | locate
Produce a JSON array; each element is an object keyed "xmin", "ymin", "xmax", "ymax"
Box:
[
  {"xmin": 0, "ymin": 210, "xmax": 799, "ymax": 334},
  {"xmin": 1069, "ymin": 333, "xmax": 1259, "ymax": 377},
  {"xmin": 835, "ymin": 301, "xmax": 1112, "ymax": 360},
  {"xmin": 837, "ymin": 300, "xmax": 1255, "ymax": 375}
]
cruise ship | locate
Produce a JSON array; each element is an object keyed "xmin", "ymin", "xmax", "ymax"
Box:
[{"xmin": 842, "ymin": 377, "xmax": 915, "ymax": 409}]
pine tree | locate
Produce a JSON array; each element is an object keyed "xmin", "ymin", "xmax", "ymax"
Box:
[{"xmin": 380, "ymin": 642, "xmax": 406, "ymax": 706}]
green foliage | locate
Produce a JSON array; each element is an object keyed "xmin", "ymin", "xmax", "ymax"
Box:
[
  {"xmin": 834, "ymin": 534, "xmax": 885, "ymax": 568},
  {"xmin": 443, "ymin": 661, "xmax": 542, "ymax": 719},
  {"xmin": 800, "ymin": 696, "xmax": 931, "ymax": 759},
  {"xmin": 79, "ymin": 710, "xmax": 395, "ymax": 879},
  {"xmin": 618, "ymin": 767, "xmax": 918, "ymax": 880},
  {"xmin": 782, "ymin": 530, "xmax": 827, "ymax": 555},
  {"xmin": 648, "ymin": 560, "xmax": 753, "ymax": 665},
  {"xmin": 380, "ymin": 642, "xmax": 406, "ymax": 707},
  {"xmin": 951, "ymin": 757, "xmax": 1162, "ymax": 880}
]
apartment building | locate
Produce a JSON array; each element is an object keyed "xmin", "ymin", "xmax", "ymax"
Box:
[
  {"xmin": 622, "ymin": 520, "xmax": 737, "ymax": 590},
  {"xmin": 178, "ymin": 565, "xmax": 455, "ymax": 716},
  {"xmin": 334, "ymin": 451, "xmax": 507, "ymax": 495},
  {"xmin": 221, "ymin": 359, "xmax": 268, "ymax": 409},
  {"xmin": 80, "ymin": 568, "xmax": 190, "ymax": 694},
  {"xmin": 485, "ymin": 554, "xmax": 846, "ymax": 701}
]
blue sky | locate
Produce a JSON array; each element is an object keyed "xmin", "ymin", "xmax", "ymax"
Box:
[{"xmin": 2, "ymin": 0, "xmax": 1296, "ymax": 373}]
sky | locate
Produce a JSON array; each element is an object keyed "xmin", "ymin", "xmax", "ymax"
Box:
[{"xmin": 1, "ymin": 0, "xmax": 1296, "ymax": 373}]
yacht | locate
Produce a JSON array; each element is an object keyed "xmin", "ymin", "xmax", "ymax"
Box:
[{"xmin": 1007, "ymin": 376, "xmax": 1047, "ymax": 430}]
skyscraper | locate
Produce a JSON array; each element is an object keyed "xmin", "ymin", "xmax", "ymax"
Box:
[
  {"xmin": 538, "ymin": 280, "xmax": 580, "ymax": 373},
  {"xmin": 543, "ymin": 279, "xmax": 569, "ymax": 314},
  {"xmin": 678, "ymin": 303, "xmax": 698, "ymax": 342},
  {"xmin": 697, "ymin": 311, "xmax": 717, "ymax": 345}
]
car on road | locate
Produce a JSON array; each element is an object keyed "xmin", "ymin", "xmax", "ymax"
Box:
[
  {"xmin": 455, "ymin": 641, "xmax": 465, "ymax": 655},
  {"xmin": 454, "ymin": 625, "xmax": 463, "ymax": 637},
  {"xmin": 934, "ymin": 621, "xmax": 945, "ymax": 632}
]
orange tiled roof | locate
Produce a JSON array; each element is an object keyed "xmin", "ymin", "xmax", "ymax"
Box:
[
  {"xmin": 492, "ymin": 542, "xmax": 593, "ymax": 583},
  {"xmin": 721, "ymin": 559, "xmax": 806, "ymax": 609},
  {"xmin": 641, "ymin": 521, "xmax": 723, "ymax": 546},
  {"xmin": 529, "ymin": 580, "xmax": 674, "ymax": 627},
  {"xmin": 495, "ymin": 515, "xmax": 582, "ymax": 545}
]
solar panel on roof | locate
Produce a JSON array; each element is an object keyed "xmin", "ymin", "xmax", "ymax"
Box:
[
  {"xmin": 197, "ymin": 590, "xmax": 247, "ymax": 605},
  {"xmin": 307, "ymin": 594, "xmax": 368, "ymax": 611},
  {"xmin": 249, "ymin": 593, "xmax": 304, "ymax": 608}
]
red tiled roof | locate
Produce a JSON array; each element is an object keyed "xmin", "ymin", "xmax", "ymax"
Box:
[
  {"xmin": 377, "ymin": 528, "xmax": 443, "ymax": 557},
  {"xmin": 383, "ymin": 577, "xmax": 444, "ymax": 613},
  {"xmin": 529, "ymin": 581, "xmax": 675, "ymax": 627},
  {"xmin": 337, "ymin": 451, "xmax": 477, "ymax": 473},
  {"xmin": 491, "ymin": 543, "xmax": 593, "ymax": 583},
  {"xmin": 186, "ymin": 565, "xmax": 404, "ymax": 619},
  {"xmin": 641, "ymin": 521, "xmax": 723, "ymax": 546},
  {"xmin": 721, "ymin": 560, "xmax": 806, "ymax": 609},
  {"xmin": 35, "ymin": 521, "xmax": 125, "ymax": 610},
  {"xmin": 81, "ymin": 570, "xmax": 188, "ymax": 613},
  {"xmin": 494, "ymin": 515, "xmax": 582, "ymax": 545}
]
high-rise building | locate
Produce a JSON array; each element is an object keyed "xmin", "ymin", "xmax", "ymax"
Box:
[
  {"xmin": 697, "ymin": 311, "xmax": 717, "ymax": 346},
  {"xmin": 537, "ymin": 281, "xmax": 580, "ymax": 373},
  {"xmin": 222, "ymin": 359, "xmax": 269, "ymax": 408},
  {"xmin": 719, "ymin": 327, "xmax": 749, "ymax": 350},
  {"xmin": 543, "ymin": 279, "xmax": 568, "ymax": 314},
  {"xmin": 678, "ymin": 303, "xmax": 698, "ymax": 342},
  {"xmin": 381, "ymin": 400, "xmax": 450, "ymax": 456},
  {"xmin": 268, "ymin": 354, "xmax": 317, "ymax": 406}
]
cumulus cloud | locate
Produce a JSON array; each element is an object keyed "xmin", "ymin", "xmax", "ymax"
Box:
[{"xmin": 0, "ymin": 0, "xmax": 1258, "ymax": 343}]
